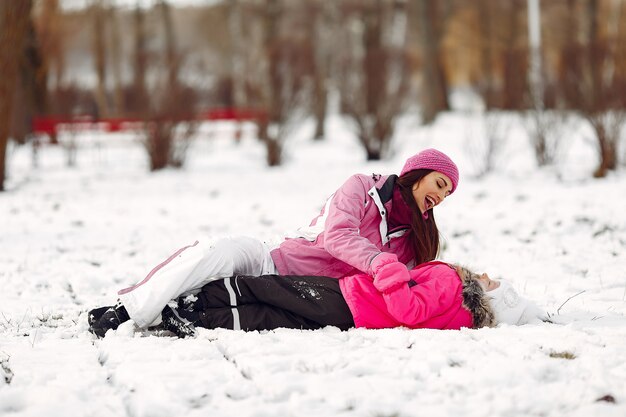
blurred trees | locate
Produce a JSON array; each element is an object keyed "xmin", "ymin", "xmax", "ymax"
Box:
[
  {"xmin": 0, "ymin": 1, "xmax": 33, "ymax": 191},
  {"xmin": 130, "ymin": 4, "xmax": 148, "ymax": 113},
  {"xmin": 11, "ymin": 2, "xmax": 47, "ymax": 146},
  {"xmin": 412, "ymin": 0, "xmax": 451, "ymax": 124},
  {"xmin": 254, "ymin": 0, "xmax": 315, "ymax": 166},
  {"xmin": 91, "ymin": 0, "xmax": 108, "ymax": 118},
  {"xmin": 227, "ymin": 0, "xmax": 247, "ymax": 110},
  {"xmin": 140, "ymin": 0, "xmax": 199, "ymax": 170},
  {"xmin": 1, "ymin": 0, "xmax": 625, "ymax": 181},
  {"xmin": 307, "ymin": 0, "xmax": 334, "ymax": 141},
  {"xmin": 557, "ymin": 0, "xmax": 626, "ymax": 177},
  {"xmin": 338, "ymin": 0, "xmax": 411, "ymax": 160}
]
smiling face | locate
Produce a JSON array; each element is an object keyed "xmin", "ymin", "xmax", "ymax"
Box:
[
  {"xmin": 476, "ymin": 273, "xmax": 501, "ymax": 292},
  {"xmin": 411, "ymin": 171, "xmax": 453, "ymax": 214}
]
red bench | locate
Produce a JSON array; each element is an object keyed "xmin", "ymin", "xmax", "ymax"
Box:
[{"xmin": 32, "ymin": 108, "xmax": 266, "ymax": 136}]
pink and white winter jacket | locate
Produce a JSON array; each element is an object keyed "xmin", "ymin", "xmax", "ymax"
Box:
[
  {"xmin": 339, "ymin": 261, "xmax": 492, "ymax": 330},
  {"xmin": 270, "ymin": 174, "xmax": 415, "ymax": 278}
]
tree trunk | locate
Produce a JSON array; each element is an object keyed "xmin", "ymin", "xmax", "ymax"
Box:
[
  {"xmin": 586, "ymin": 0, "xmax": 620, "ymax": 176},
  {"xmin": 363, "ymin": 1, "xmax": 384, "ymax": 116},
  {"xmin": 132, "ymin": 5, "xmax": 148, "ymax": 114},
  {"xmin": 312, "ymin": 76, "xmax": 327, "ymax": 140},
  {"xmin": 502, "ymin": 0, "xmax": 526, "ymax": 110},
  {"xmin": 39, "ymin": 0, "xmax": 63, "ymax": 90},
  {"xmin": 264, "ymin": 136, "xmax": 282, "ymax": 167},
  {"xmin": 142, "ymin": 0, "xmax": 189, "ymax": 172},
  {"xmin": 603, "ymin": 0, "xmax": 622, "ymax": 86},
  {"xmin": 365, "ymin": 147, "xmax": 381, "ymax": 161},
  {"xmin": 592, "ymin": 121, "xmax": 618, "ymax": 178},
  {"xmin": 586, "ymin": 0, "xmax": 602, "ymax": 106},
  {"xmin": 228, "ymin": 0, "xmax": 247, "ymax": 108},
  {"xmin": 477, "ymin": 0, "xmax": 496, "ymax": 108},
  {"xmin": 0, "ymin": 1, "xmax": 32, "ymax": 191},
  {"xmin": 310, "ymin": 1, "xmax": 329, "ymax": 140},
  {"xmin": 160, "ymin": 0, "xmax": 178, "ymax": 94},
  {"xmin": 415, "ymin": 0, "xmax": 449, "ymax": 123},
  {"xmin": 38, "ymin": 0, "xmax": 61, "ymax": 144},
  {"xmin": 260, "ymin": 0, "xmax": 283, "ymax": 165},
  {"xmin": 147, "ymin": 122, "xmax": 171, "ymax": 171},
  {"xmin": 92, "ymin": 0, "xmax": 108, "ymax": 119},
  {"xmin": 109, "ymin": 5, "xmax": 124, "ymax": 116},
  {"xmin": 337, "ymin": 1, "xmax": 410, "ymax": 161},
  {"xmin": 263, "ymin": 0, "xmax": 281, "ymax": 123},
  {"xmin": 11, "ymin": 13, "xmax": 46, "ymax": 145}
]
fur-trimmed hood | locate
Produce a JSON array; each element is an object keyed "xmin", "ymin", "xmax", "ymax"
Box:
[{"xmin": 453, "ymin": 265, "xmax": 497, "ymax": 329}]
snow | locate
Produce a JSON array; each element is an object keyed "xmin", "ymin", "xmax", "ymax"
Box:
[{"xmin": 1, "ymin": 114, "xmax": 625, "ymax": 416}]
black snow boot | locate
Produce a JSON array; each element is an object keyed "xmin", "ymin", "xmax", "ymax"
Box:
[
  {"xmin": 89, "ymin": 302, "xmax": 130, "ymax": 338},
  {"xmin": 161, "ymin": 305, "xmax": 197, "ymax": 338},
  {"xmin": 88, "ymin": 306, "xmax": 111, "ymax": 327}
]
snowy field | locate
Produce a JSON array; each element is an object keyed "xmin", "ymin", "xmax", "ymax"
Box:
[{"xmin": 1, "ymin": 114, "xmax": 625, "ymax": 417}]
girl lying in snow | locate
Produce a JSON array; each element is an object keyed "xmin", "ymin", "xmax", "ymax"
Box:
[{"xmin": 88, "ymin": 260, "xmax": 547, "ymax": 337}]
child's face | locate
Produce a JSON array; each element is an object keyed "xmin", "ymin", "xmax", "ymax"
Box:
[{"xmin": 477, "ymin": 273, "xmax": 501, "ymax": 292}]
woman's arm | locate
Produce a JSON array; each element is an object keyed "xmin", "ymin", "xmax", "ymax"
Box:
[
  {"xmin": 323, "ymin": 175, "xmax": 394, "ymax": 273},
  {"xmin": 373, "ymin": 262, "xmax": 457, "ymax": 326}
]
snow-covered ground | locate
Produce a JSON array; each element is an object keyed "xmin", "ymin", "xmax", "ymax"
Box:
[{"xmin": 1, "ymin": 114, "xmax": 625, "ymax": 417}]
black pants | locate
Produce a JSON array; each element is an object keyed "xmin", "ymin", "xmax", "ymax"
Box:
[{"xmin": 188, "ymin": 275, "xmax": 354, "ymax": 331}]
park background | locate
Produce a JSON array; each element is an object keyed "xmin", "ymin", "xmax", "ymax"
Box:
[{"xmin": 0, "ymin": 1, "xmax": 625, "ymax": 416}]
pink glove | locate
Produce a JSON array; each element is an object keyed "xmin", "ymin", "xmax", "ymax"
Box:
[
  {"xmin": 368, "ymin": 252, "xmax": 399, "ymax": 276},
  {"xmin": 373, "ymin": 261, "xmax": 411, "ymax": 293}
]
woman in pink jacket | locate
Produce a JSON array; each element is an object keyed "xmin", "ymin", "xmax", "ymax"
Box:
[
  {"xmin": 90, "ymin": 259, "xmax": 547, "ymax": 337},
  {"xmin": 89, "ymin": 149, "xmax": 462, "ymax": 335}
]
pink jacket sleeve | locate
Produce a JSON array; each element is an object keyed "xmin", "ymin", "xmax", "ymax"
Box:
[
  {"xmin": 323, "ymin": 175, "xmax": 383, "ymax": 273},
  {"xmin": 373, "ymin": 262, "xmax": 458, "ymax": 326}
]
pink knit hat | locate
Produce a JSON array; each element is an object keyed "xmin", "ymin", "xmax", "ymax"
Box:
[{"xmin": 400, "ymin": 148, "xmax": 459, "ymax": 193}]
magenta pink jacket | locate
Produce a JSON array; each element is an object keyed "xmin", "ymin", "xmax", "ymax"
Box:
[
  {"xmin": 339, "ymin": 261, "xmax": 474, "ymax": 330},
  {"xmin": 270, "ymin": 174, "xmax": 415, "ymax": 277}
]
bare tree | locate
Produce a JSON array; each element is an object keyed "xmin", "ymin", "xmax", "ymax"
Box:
[
  {"xmin": 161, "ymin": 0, "xmax": 179, "ymax": 90},
  {"xmin": 11, "ymin": 7, "xmax": 47, "ymax": 145},
  {"xmin": 464, "ymin": 112, "xmax": 511, "ymax": 178},
  {"xmin": 412, "ymin": 0, "xmax": 451, "ymax": 123},
  {"xmin": 140, "ymin": 0, "xmax": 198, "ymax": 171},
  {"xmin": 254, "ymin": 0, "xmax": 314, "ymax": 166},
  {"xmin": 305, "ymin": 0, "xmax": 334, "ymax": 140},
  {"xmin": 338, "ymin": 0, "xmax": 411, "ymax": 160},
  {"xmin": 470, "ymin": 0, "xmax": 530, "ymax": 110},
  {"xmin": 257, "ymin": 0, "xmax": 282, "ymax": 165},
  {"xmin": 37, "ymin": 0, "xmax": 65, "ymax": 92},
  {"xmin": 91, "ymin": 0, "xmax": 109, "ymax": 119},
  {"xmin": 557, "ymin": 0, "xmax": 626, "ymax": 177},
  {"xmin": 0, "ymin": 1, "xmax": 32, "ymax": 191},
  {"xmin": 108, "ymin": 4, "xmax": 124, "ymax": 116},
  {"xmin": 524, "ymin": 110, "xmax": 576, "ymax": 166},
  {"xmin": 130, "ymin": 3, "xmax": 148, "ymax": 115},
  {"xmin": 474, "ymin": 0, "xmax": 498, "ymax": 109},
  {"xmin": 34, "ymin": 0, "xmax": 64, "ymax": 144},
  {"xmin": 228, "ymin": 0, "xmax": 247, "ymax": 109},
  {"xmin": 501, "ymin": 0, "xmax": 528, "ymax": 110}
]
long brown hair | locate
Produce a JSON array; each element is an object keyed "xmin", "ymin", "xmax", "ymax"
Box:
[{"xmin": 397, "ymin": 169, "xmax": 440, "ymax": 265}]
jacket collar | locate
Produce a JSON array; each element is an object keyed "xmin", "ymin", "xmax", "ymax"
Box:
[
  {"xmin": 377, "ymin": 174, "xmax": 397, "ymax": 205},
  {"xmin": 368, "ymin": 175, "xmax": 409, "ymax": 245}
]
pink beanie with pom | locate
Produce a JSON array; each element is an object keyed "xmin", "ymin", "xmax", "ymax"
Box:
[{"xmin": 400, "ymin": 149, "xmax": 459, "ymax": 193}]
